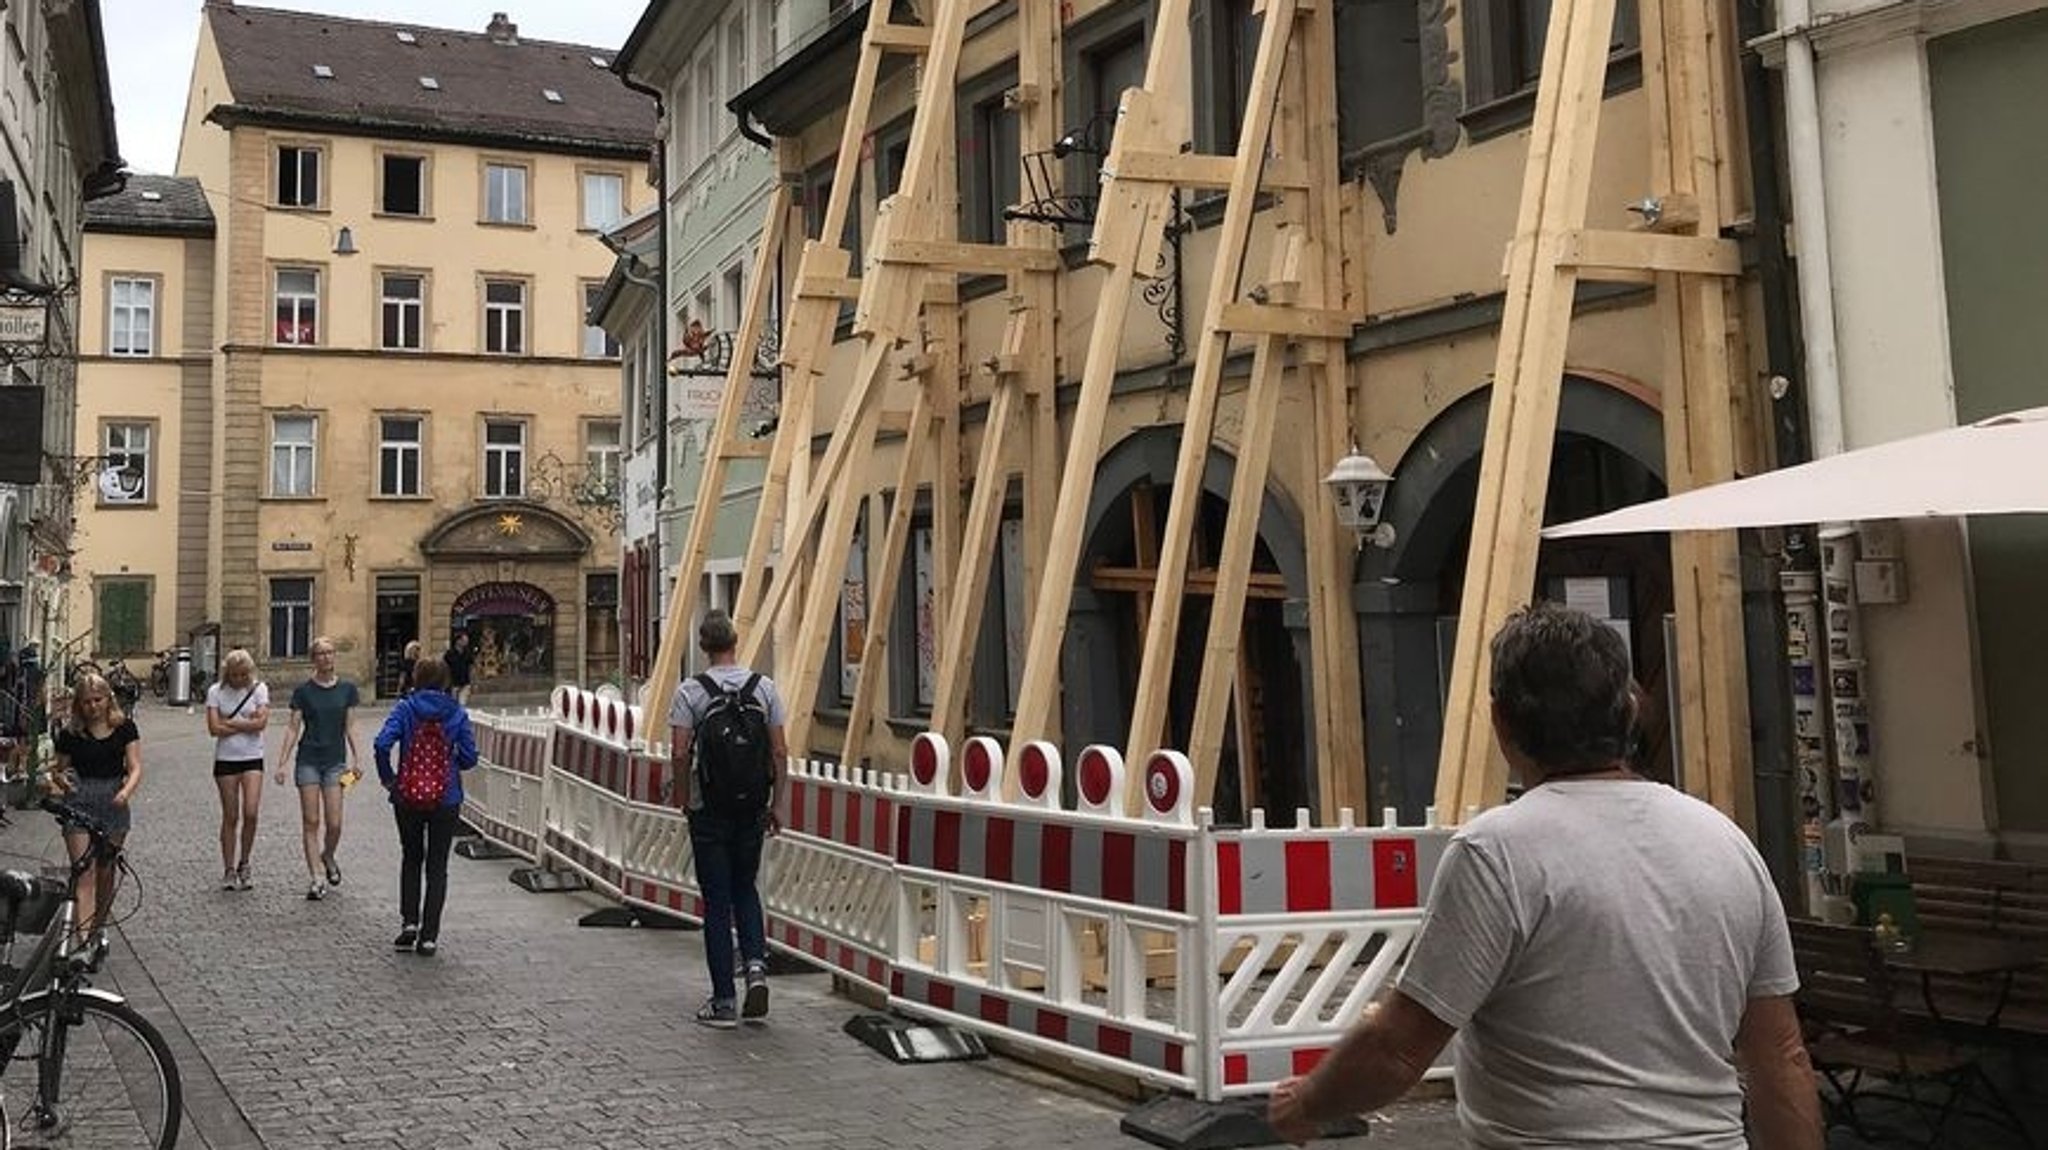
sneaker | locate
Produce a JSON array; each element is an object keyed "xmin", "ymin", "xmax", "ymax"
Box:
[
  {"xmin": 235, "ymin": 864, "xmax": 251, "ymax": 892},
  {"xmin": 694, "ymin": 997, "xmax": 738, "ymax": 1030},
  {"xmin": 414, "ymin": 938, "xmax": 438, "ymax": 958},
  {"xmin": 306, "ymin": 882, "xmax": 326, "ymax": 902},
  {"xmin": 393, "ymin": 926, "xmax": 419, "ymax": 951},
  {"xmin": 220, "ymin": 869, "xmax": 237, "ymax": 892},
  {"xmin": 742, "ymin": 963, "xmax": 770, "ymax": 1022},
  {"xmin": 321, "ymin": 851, "xmax": 342, "ymax": 887}
]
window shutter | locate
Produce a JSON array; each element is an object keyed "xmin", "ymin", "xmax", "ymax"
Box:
[{"xmin": 98, "ymin": 581, "xmax": 149, "ymax": 655}]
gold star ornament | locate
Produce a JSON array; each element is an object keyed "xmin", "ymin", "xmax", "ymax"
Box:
[{"xmin": 496, "ymin": 513, "xmax": 524, "ymax": 536}]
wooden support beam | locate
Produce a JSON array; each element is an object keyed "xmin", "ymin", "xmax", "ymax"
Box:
[
  {"xmin": 1215, "ymin": 302, "xmax": 1354, "ymax": 339},
  {"xmin": 930, "ymin": 379, "xmax": 1021, "ymax": 751},
  {"xmin": 1015, "ymin": 0, "xmax": 1063, "ymax": 747},
  {"xmin": 1557, "ymin": 229, "xmax": 1741, "ymax": 278},
  {"xmin": 841, "ymin": 387, "xmax": 936, "ymax": 772},
  {"xmin": 1110, "ymin": 151, "xmax": 1311, "ymax": 191},
  {"xmin": 796, "ymin": 274, "xmax": 862, "ymax": 301},
  {"xmin": 867, "ymin": 23, "xmax": 932, "ymax": 52},
  {"xmin": 879, "ymin": 238, "xmax": 1060, "ymax": 274},
  {"xmin": 1089, "ymin": 566, "xmax": 1292, "ymax": 599}
]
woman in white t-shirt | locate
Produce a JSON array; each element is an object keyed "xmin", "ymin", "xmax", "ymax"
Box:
[{"xmin": 205, "ymin": 649, "xmax": 270, "ymax": 891}]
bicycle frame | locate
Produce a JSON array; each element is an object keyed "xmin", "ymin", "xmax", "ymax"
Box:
[{"xmin": 0, "ymin": 805, "xmax": 122, "ymax": 1075}]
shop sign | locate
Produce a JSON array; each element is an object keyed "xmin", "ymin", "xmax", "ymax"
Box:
[{"xmin": 0, "ymin": 302, "xmax": 45, "ymax": 346}]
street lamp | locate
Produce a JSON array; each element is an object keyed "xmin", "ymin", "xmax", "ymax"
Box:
[{"xmin": 1323, "ymin": 449, "xmax": 1396, "ymax": 549}]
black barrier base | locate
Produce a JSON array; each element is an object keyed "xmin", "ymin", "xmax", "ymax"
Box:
[
  {"xmin": 577, "ymin": 905, "xmax": 696, "ymax": 930},
  {"xmin": 1120, "ymin": 1095, "xmax": 1368, "ymax": 1150},
  {"xmin": 453, "ymin": 837, "xmax": 520, "ymax": 861},
  {"xmin": 508, "ymin": 866, "xmax": 590, "ymax": 894},
  {"xmin": 764, "ymin": 950, "xmax": 825, "ymax": 977},
  {"xmin": 842, "ymin": 1014, "xmax": 988, "ymax": 1064}
]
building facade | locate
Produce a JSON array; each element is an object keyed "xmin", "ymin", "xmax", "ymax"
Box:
[
  {"xmin": 67, "ymin": 3, "xmax": 654, "ymax": 699},
  {"xmin": 1762, "ymin": 0, "xmax": 2048, "ymax": 854},
  {"xmin": 0, "ymin": 0, "xmax": 121, "ymax": 708}
]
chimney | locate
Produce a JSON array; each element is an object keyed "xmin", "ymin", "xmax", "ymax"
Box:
[{"xmin": 486, "ymin": 12, "xmax": 519, "ymax": 44}]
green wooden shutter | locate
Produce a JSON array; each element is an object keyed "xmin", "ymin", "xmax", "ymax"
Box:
[{"xmin": 96, "ymin": 580, "xmax": 150, "ymax": 656}]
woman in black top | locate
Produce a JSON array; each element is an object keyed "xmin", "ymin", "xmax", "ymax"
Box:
[{"xmin": 51, "ymin": 671, "xmax": 143, "ymax": 948}]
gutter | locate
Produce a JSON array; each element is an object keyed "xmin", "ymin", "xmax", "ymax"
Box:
[
  {"xmin": 612, "ymin": 65, "xmax": 673, "ymax": 565},
  {"xmin": 1769, "ymin": 0, "xmax": 1848, "ymax": 460}
]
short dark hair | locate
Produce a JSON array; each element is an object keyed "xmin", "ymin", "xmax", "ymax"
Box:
[
  {"xmin": 1488, "ymin": 601, "xmax": 1636, "ymax": 774},
  {"xmin": 411, "ymin": 656, "xmax": 450, "ymax": 692},
  {"xmin": 698, "ymin": 610, "xmax": 738, "ymax": 654}
]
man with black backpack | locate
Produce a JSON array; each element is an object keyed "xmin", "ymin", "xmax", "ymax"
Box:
[{"xmin": 667, "ymin": 610, "xmax": 789, "ymax": 1029}]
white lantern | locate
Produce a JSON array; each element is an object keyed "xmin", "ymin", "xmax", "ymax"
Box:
[{"xmin": 1322, "ymin": 451, "xmax": 1396, "ymax": 548}]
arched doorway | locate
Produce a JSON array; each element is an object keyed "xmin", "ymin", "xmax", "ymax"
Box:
[
  {"xmin": 450, "ymin": 581, "xmax": 557, "ymax": 695},
  {"xmin": 1060, "ymin": 428, "xmax": 1312, "ymax": 825},
  {"xmin": 1357, "ymin": 376, "xmax": 1671, "ymax": 821}
]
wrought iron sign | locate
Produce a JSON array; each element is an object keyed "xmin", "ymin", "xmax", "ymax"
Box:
[
  {"xmin": 668, "ymin": 322, "xmax": 783, "ymax": 380},
  {"xmin": 528, "ymin": 450, "xmax": 625, "ymax": 535},
  {"xmin": 0, "ymin": 281, "xmax": 68, "ymax": 368}
]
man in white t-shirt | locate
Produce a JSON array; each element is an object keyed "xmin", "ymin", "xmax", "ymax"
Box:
[{"xmin": 1269, "ymin": 602, "xmax": 1820, "ymax": 1149}]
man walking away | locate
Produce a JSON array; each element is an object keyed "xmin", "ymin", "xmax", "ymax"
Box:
[
  {"xmin": 668, "ymin": 610, "xmax": 788, "ymax": 1029},
  {"xmin": 443, "ymin": 632, "xmax": 474, "ymax": 706},
  {"xmin": 1268, "ymin": 602, "xmax": 1820, "ymax": 1150}
]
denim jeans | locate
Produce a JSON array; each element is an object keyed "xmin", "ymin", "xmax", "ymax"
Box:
[
  {"xmin": 394, "ymin": 805, "xmax": 461, "ymax": 939},
  {"xmin": 689, "ymin": 809, "xmax": 767, "ymax": 1002}
]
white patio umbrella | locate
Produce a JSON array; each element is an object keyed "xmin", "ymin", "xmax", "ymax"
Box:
[{"xmin": 1542, "ymin": 406, "xmax": 2048, "ymax": 538}]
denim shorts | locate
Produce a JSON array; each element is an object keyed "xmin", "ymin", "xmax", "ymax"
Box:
[{"xmin": 295, "ymin": 761, "xmax": 348, "ymax": 789}]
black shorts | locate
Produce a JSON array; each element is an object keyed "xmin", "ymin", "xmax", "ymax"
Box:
[{"xmin": 213, "ymin": 758, "xmax": 264, "ymax": 778}]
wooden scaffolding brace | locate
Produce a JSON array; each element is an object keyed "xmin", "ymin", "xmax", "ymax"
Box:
[
  {"xmin": 644, "ymin": 0, "xmax": 1067, "ymax": 768},
  {"xmin": 1434, "ymin": 0, "xmax": 1755, "ymax": 824}
]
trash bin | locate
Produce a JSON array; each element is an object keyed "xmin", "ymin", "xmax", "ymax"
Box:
[{"xmin": 168, "ymin": 646, "xmax": 194, "ymax": 707}]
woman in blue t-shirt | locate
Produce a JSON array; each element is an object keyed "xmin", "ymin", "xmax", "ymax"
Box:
[
  {"xmin": 50, "ymin": 671, "xmax": 143, "ymax": 953},
  {"xmin": 273, "ymin": 636, "xmax": 360, "ymax": 902}
]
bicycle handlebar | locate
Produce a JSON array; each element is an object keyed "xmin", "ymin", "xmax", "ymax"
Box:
[{"xmin": 39, "ymin": 797, "xmax": 107, "ymax": 840}]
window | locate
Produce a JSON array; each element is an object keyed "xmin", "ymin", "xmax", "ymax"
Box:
[
  {"xmin": 270, "ymin": 414, "xmax": 317, "ymax": 496},
  {"xmin": 1071, "ymin": 25, "xmax": 1148, "ymax": 204},
  {"xmin": 586, "ymin": 572, "xmax": 620, "ymax": 685},
  {"xmin": 583, "ymin": 282, "xmax": 620, "ymax": 358},
  {"xmin": 484, "ymin": 279, "xmax": 526, "ymax": 355},
  {"xmin": 724, "ymin": 13, "xmax": 749, "ymax": 100},
  {"xmin": 585, "ymin": 420, "xmax": 621, "ymax": 494},
  {"xmin": 381, "ymin": 153, "xmax": 427, "ymax": 216},
  {"xmin": 99, "ymin": 422, "xmax": 151, "ymax": 504},
  {"xmin": 380, "ymin": 273, "xmax": 424, "ymax": 350},
  {"xmin": 719, "ymin": 263, "xmax": 745, "ymax": 332},
  {"xmin": 276, "ymin": 144, "xmax": 321, "ymax": 207},
  {"xmin": 762, "ymin": 0, "xmax": 783, "ymax": 73},
  {"xmin": 961, "ymin": 87, "xmax": 1021, "ymax": 244},
  {"xmin": 803, "ymin": 160, "xmax": 860, "ymax": 321},
  {"xmin": 483, "ymin": 162, "xmax": 529, "ymax": 223},
  {"xmin": 695, "ymin": 50, "xmax": 719, "ymax": 163},
  {"xmin": 269, "ymin": 578, "xmax": 313, "ymax": 660},
  {"xmin": 1464, "ymin": 0, "xmax": 1640, "ymax": 114},
  {"xmin": 94, "ymin": 578, "xmax": 150, "ymax": 657},
  {"xmin": 1336, "ymin": 0, "xmax": 1425, "ymax": 153},
  {"xmin": 581, "ymin": 170, "xmax": 625, "ymax": 231},
  {"xmin": 274, "ymin": 267, "xmax": 319, "ymax": 345},
  {"xmin": 108, "ymin": 276, "xmax": 155, "ymax": 356},
  {"xmin": 378, "ymin": 416, "xmax": 423, "ymax": 497},
  {"xmin": 1198, "ymin": 0, "xmax": 1260, "ymax": 154},
  {"xmin": 483, "ymin": 420, "xmax": 526, "ymax": 497}
]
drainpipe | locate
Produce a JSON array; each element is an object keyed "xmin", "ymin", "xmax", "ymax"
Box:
[
  {"xmin": 616, "ymin": 69, "xmax": 671, "ymax": 690},
  {"xmin": 1777, "ymin": 0, "xmax": 1846, "ymax": 459}
]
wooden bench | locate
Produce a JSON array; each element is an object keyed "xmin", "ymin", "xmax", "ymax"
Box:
[{"xmin": 1904, "ymin": 856, "xmax": 2048, "ymax": 1036}]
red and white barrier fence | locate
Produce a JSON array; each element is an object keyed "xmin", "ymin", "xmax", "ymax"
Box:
[{"xmin": 465, "ymin": 687, "xmax": 1453, "ymax": 1103}]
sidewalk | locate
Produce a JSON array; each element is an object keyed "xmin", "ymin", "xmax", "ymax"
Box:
[{"xmin": 0, "ymin": 700, "xmax": 1459, "ymax": 1149}]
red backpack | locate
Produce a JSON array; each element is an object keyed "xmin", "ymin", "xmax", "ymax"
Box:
[{"xmin": 395, "ymin": 718, "xmax": 451, "ymax": 810}]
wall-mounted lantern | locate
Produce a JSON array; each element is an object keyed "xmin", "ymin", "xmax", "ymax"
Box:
[{"xmin": 1323, "ymin": 449, "xmax": 1396, "ymax": 549}]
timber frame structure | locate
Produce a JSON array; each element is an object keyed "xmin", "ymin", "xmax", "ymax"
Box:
[{"xmin": 645, "ymin": 0, "xmax": 1759, "ymax": 829}]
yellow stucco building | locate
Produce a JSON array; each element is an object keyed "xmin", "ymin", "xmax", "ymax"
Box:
[{"xmin": 71, "ymin": 5, "xmax": 654, "ymax": 699}]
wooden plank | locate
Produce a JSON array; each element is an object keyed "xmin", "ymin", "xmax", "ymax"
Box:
[
  {"xmin": 1215, "ymin": 302, "xmax": 1354, "ymax": 338},
  {"xmin": 797, "ymin": 274, "xmax": 863, "ymax": 301},
  {"xmin": 841, "ymin": 387, "xmax": 936, "ymax": 772},
  {"xmin": 1015, "ymin": 0, "xmax": 1063, "ymax": 692},
  {"xmin": 1123, "ymin": 0, "xmax": 1302, "ymax": 769},
  {"xmin": 879, "ymin": 239, "xmax": 1060, "ymax": 274},
  {"xmin": 1089, "ymin": 565, "xmax": 1291, "ymax": 599},
  {"xmin": 1110, "ymin": 150, "xmax": 1311, "ymax": 191},
  {"xmin": 1557, "ymin": 229, "xmax": 1741, "ymax": 277},
  {"xmin": 867, "ymin": 23, "xmax": 932, "ymax": 52},
  {"xmin": 1436, "ymin": 0, "xmax": 1621, "ymax": 819},
  {"xmin": 642, "ymin": 182, "xmax": 792, "ymax": 731},
  {"xmin": 931, "ymin": 379, "xmax": 1021, "ymax": 752}
]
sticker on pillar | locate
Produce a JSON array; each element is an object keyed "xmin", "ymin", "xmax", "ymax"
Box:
[
  {"xmin": 1143, "ymin": 750, "xmax": 1194, "ymax": 825},
  {"xmin": 1075, "ymin": 746, "xmax": 1125, "ymax": 818},
  {"xmin": 1016, "ymin": 741, "xmax": 1062, "ymax": 808},
  {"xmin": 910, "ymin": 732, "xmax": 949, "ymax": 794},
  {"xmin": 962, "ymin": 736, "xmax": 1004, "ymax": 800}
]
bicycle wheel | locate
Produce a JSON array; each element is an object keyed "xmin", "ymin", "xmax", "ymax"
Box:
[{"xmin": 0, "ymin": 989, "xmax": 180, "ymax": 1149}]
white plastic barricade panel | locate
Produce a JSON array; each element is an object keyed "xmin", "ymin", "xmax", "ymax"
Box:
[
  {"xmin": 1206, "ymin": 808, "xmax": 1452, "ymax": 1099},
  {"xmin": 761, "ymin": 757, "xmax": 902, "ymax": 992},
  {"xmin": 463, "ymin": 710, "xmax": 551, "ymax": 859}
]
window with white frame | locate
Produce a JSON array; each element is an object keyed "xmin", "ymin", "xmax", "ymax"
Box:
[
  {"xmin": 585, "ymin": 420, "xmax": 621, "ymax": 494},
  {"xmin": 380, "ymin": 272, "xmax": 424, "ymax": 350},
  {"xmin": 581, "ymin": 170, "xmax": 625, "ymax": 231},
  {"xmin": 720, "ymin": 262, "xmax": 745, "ymax": 331},
  {"xmin": 483, "ymin": 419, "xmax": 526, "ymax": 497},
  {"xmin": 270, "ymin": 414, "xmax": 318, "ymax": 496},
  {"xmin": 724, "ymin": 12, "xmax": 748, "ymax": 100},
  {"xmin": 378, "ymin": 415, "xmax": 423, "ymax": 497},
  {"xmin": 108, "ymin": 277, "xmax": 154, "ymax": 356},
  {"xmin": 99, "ymin": 422, "xmax": 151, "ymax": 504},
  {"xmin": 269, "ymin": 577, "xmax": 313, "ymax": 660},
  {"xmin": 483, "ymin": 279, "xmax": 526, "ymax": 354},
  {"xmin": 695, "ymin": 50, "xmax": 719, "ymax": 164},
  {"xmin": 762, "ymin": 0, "xmax": 783, "ymax": 73},
  {"xmin": 276, "ymin": 144, "xmax": 321, "ymax": 208},
  {"xmin": 274, "ymin": 267, "xmax": 320, "ymax": 345},
  {"xmin": 381, "ymin": 153, "xmax": 427, "ymax": 216},
  {"xmin": 483, "ymin": 162, "xmax": 529, "ymax": 223},
  {"xmin": 583, "ymin": 282, "xmax": 620, "ymax": 358}
]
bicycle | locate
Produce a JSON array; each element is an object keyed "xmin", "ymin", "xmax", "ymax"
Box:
[{"xmin": 0, "ymin": 798, "xmax": 182, "ymax": 1148}]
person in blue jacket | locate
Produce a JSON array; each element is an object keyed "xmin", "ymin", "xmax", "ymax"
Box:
[{"xmin": 371, "ymin": 656, "xmax": 477, "ymax": 957}]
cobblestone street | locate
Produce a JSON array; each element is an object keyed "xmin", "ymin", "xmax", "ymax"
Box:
[{"xmin": 0, "ymin": 702, "xmax": 1459, "ymax": 1149}]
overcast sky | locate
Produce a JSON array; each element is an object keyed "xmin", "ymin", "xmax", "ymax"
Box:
[{"xmin": 105, "ymin": 1, "xmax": 648, "ymax": 174}]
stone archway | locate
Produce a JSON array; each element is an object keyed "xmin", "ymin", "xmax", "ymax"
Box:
[
  {"xmin": 420, "ymin": 502, "xmax": 592, "ymax": 697},
  {"xmin": 1356, "ymin": 375, "xmax": 1668, "ymax": 820},
  {"xmin": 1061, "ymin": 427, "xmax": 1314, "ymax": 823}
]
